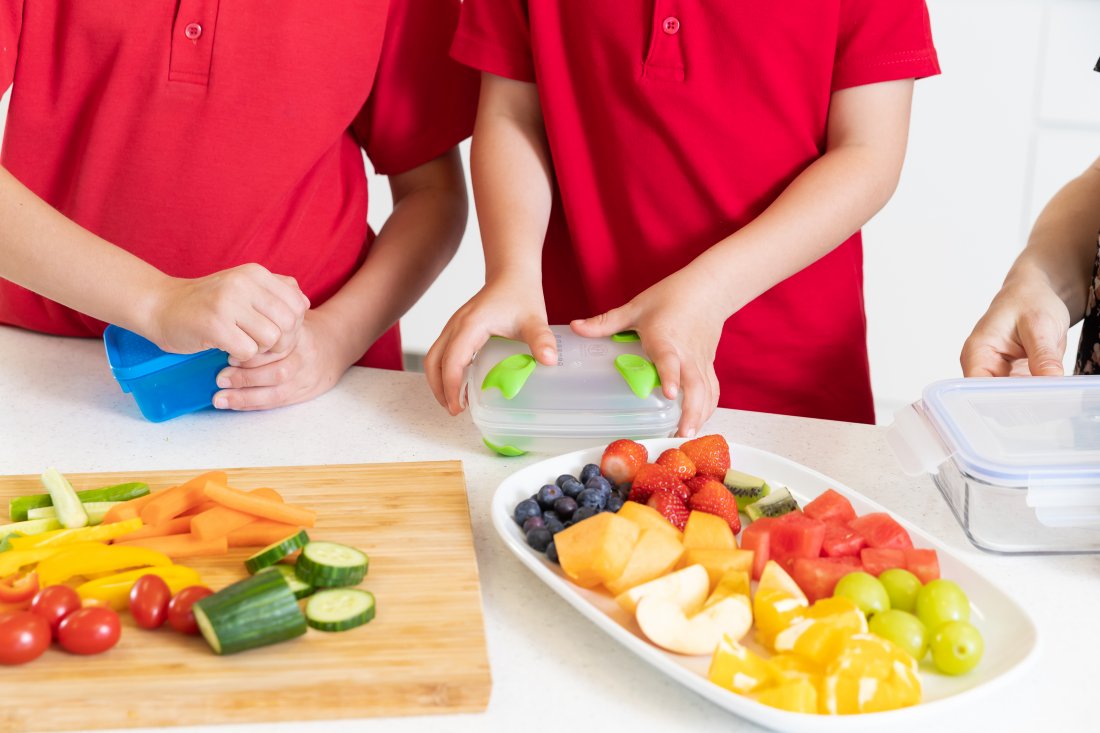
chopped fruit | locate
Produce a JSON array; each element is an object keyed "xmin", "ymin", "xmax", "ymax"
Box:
[
  {"xmin": 615, "ymin": 563, "xmax": 709, "ymax": 615},
  {"xmin": 753, "ymin": 562, "xmax": 808, "ymax": 651},
  {"xmin": 656, "ymin": 448, "xmax": 696, "ymax": 480},
  {"xmin": 705, "ymin": 569, "xmax": 751, "ymax": 606},
  {"xmin": 681, "ymin": 510, "xmax": 736, "ymax": 552},
  {"xmin": 637, "ymin": 588, "xmax": 752, "ymax": 656},
  {"xmin": 680, "ymin": 549, "xmax": 754, "ymax": 591},
  {"xmin": 646, "ymin": 492, "xmax": 690, "ymax": 531},
  {"xmin": 832, "ymin": 572, "xmax": 890, "ymax": 617},
  {"xmin": 902, "ymin": 548, "xmax": 940, "ymax": 584},
  {"xmin": 758, "ymin": 560, "xmax": 807, "ymax": 601},
  {"xmin": 604, "ymin": 529, "xmax": 685, "ymax": 597},
  {"xmin": 848, "ymin": 513, "xmax": 913, "ymax": 550},
  {"xmin": 554, "ymin": 513, "xmax": 641, "ymax": 588},
  {"xmin": 628, "ymin": 464, "xmax": 685, "ymax": 504},
  {"xmin": 821, "ymin": 521, "xmax": 866, "ymax": 558},
  {"xmin": 749, "ymin": 677, "xmax": 818, "ymax": 714},
  {"xmin": 616, "ymin": 501, "xmax": 683, "ymax": 541},
  {"xmin": 774, "ymin": 596, "xmax": 868, "ymax": 666},
  {"xmin": 679, "ymin": 434, "xmax": 731, "ymax": 478},
  {"xmin": 821, "ymin": 634, "xmax": 921, "ymax": 714},
  {"xmin": 860, "ymin": 547, "xmax": 907, "ymax": 577},
  {"xmin": 769, "ymin": 652, "xmax": 823, "ymax": 686},
  {"xmin": 740, "ymin": 517, "xmax": 778, "ymax": 580},
  {"xmin": 790, "ymin": 557, "xmax": 861, "ymax": 603},
  {"xmin": 722, "ymin": 469, "xmax": 770, "ymax": 511},
  {"xmin": 600, "ymin": 440, "xmax": 649, "ymax": 485},
  {"xmin": 802, "ymin": 489, "xmax": 856, "ymax": 525},
  {"xmin": 708, "ymin": 634, "xmax": 778, "ymax": 694},
  {"xmin": 684, "ymin": 476, "xmax": 712, "ymax": 495},
  {"xmin": 687, "ymin": 481, "xmax": 741, "ymax": 534},
  {"xmin": 745, "ymin": 486, "xmax": 800, "ymax": 521},
  {"xmin": 766, "ymin": 513, "xmax": 826, "ymax": 568}
]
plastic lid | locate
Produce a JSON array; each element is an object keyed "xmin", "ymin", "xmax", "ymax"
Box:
[{"xmin": 103, "ymin": 325, "xmax": 222, "ymax": 382}]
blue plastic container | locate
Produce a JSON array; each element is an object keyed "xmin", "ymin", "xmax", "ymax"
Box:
[{"xmin": 103, "ymin": 325, "xmax": 228, "ymax": 422}]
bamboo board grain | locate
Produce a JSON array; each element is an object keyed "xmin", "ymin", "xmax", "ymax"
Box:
[{"xmin": 0, "ymin": 462, "xmax": 491, "ymax": 733}]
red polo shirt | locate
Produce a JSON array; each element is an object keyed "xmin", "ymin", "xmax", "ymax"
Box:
[
  {"xmin": 0, "ymin": 0, "xmax": 477, "ymax": 369},
  {"xmin": 452, "ymin": 1, "xmax": 940, "ymax": 423}
]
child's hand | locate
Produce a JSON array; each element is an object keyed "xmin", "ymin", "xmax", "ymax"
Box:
[
  {"xmin": 961, "ymin": 274, "xmax": 1071, "ymax": 377},
  {"xmin": 571, "ymin": 268, "xmax": 725, "ymax": 438},
  {"xmin": 425, "ymin": 277, "xmax": 558, "ymax": 415},
  {"xmin": 145, "ymin": 264, "xmax": 309, "ymax": 362},
  {"xmin": 211, "ymin": 309, "xmax": 354, "ymax": 410}
]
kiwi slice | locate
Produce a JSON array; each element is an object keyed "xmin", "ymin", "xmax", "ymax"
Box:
[
  {"xmin": 723, "ymin": 469, "xmax": 771, "ymax": 512},
  {"xmin": 745, "ymin": 486, "xmax": 799, "ymax": 521}
]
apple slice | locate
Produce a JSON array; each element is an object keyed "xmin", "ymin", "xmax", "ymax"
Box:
[
  {"xmin": 636, "ymin": 593, "xmax": 753, "ymax": 656},
  {"xmin": 615, "ymin": 564, "xmax": 708, "ymax": 615}
]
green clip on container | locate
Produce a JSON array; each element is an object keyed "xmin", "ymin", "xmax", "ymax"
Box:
[{"xmin": 467, "ymin": 326, "xmax": 681, "ymax": 456}]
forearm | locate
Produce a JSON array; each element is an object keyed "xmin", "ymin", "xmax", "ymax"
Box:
[{"xmin": 0, "ymin": 166, "xmax": 167, "ymax": 331}]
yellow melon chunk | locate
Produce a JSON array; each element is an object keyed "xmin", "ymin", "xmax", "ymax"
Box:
[
  {"xmin": 555, "ymin": 513, "xmax": 641, "ymax": 588},
  {"xmin": 616, "ymin": 501, "xmax": 683, "ymax": 541},
  {"xmin": 604, "ymin": 529, "xmax": 684, "ymax": 596},
  {"xmin": 682, "ymin": 511, "xmax": 736, "ymax": 552},
  {"xmin": 705, "ymin": 568, "xmax": 752, "ymax": 608},
  {"xmin": 679, "ymin": 548, "xmax": 754, "ymax": 591}
]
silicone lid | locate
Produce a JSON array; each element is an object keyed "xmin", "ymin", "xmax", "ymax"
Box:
[
  {"xmin": 103, "ymin": 325, "xmax": 221, "ymax": 382},
  {"xmin": 611, "ymin": 331, "xmax": 641, "ymax": 343},
  {"xmin": 615, "ymin": 354, "xmax": 661, "ymax": 399},
  {"xmin": 483, "ymin": 437, "xmax": 527, "ymax": 457},
  {"xmin": 481, "ymin": 354, "xmax": 537, "ymax": 400}
]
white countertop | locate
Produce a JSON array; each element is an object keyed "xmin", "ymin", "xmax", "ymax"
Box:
[{"xmin": 0, "ymin": 326, "xmax": 1090, "ymax": 733}]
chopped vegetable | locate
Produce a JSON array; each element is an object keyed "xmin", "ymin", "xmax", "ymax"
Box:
[
  {"xmin": 0, "ymin": 518, "xmax": 62, "ymax": 542},
  {"xmin": 41, "ymin": 468, "xmax": 88, "ymax": 529},
  {"xmin": 294, "ymin": 542, "xmax": 368, "ymax": 588},
  {"xmin": 77, "ymin": 565, "xmax": 203, "ymax": 610},
  {"xmin": 115, "ymin": 516, "xmax": 193, "ymax": 541},
  {"xmin": 190, "ymin": 487, "xmax": 284, "ymax": 540},
  {"xmin": 8, "ymin": 482, "xmax": 148, "ymax": 522},
  {"xmin": 179, "ymin": 500, "xmax": 220, "ymax": 518},
  {"xmin": 0, "ymin": 544, "xmax": 94, "ymax": 578},
  {"xmin": 140, "ymin": 471, "xmax": 226, "ymax": 527},
  {"xmin": 225, "ymin": 521, "xmax": 305, "ymax": 548},
  {"xmin": 305, "ymin": 589, "xmax": 375, "ymax": 632},
  {"xmin": 100, "ymin": 492, "xmax": 159, "ymax": 525},
  {"xmin": 36, "ymin": 543, "xmax": 171, "ymax": 586},
  {"xmin": 192, "ymin": 571, "xmax": 307, "ymax": 655},
  {"xmin": 27, "ymin": 502, "xmax": 120, "ymax": 525},
  {"xmin": 115, "ymin": 534, "xmax": 229, "ymax": 559},
  {"xmin": 203, "ymin": 482, "xmax": 316, "ymax": 528},
  {"xmin": 7, "ymin": 517, "xmax": 144, "ymax": 550},
  {"xmin": 0, "ymin": 572, "xmax": 39, "ymax": 604},
  {"xmin": 257, "ymin": 565, "xmax": 314, "ymax": 599},
  {"xmin": 244, "ymin": 530, "xmax": 310, "ymax": 574}
]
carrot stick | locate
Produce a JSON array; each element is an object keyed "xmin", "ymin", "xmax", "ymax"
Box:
[
  {"xmin": 226, "ymin": 521, "xmax": 304, "ymax": 548},
  {"xmin": 140, "ymin": 471, "xmax": 227, "ymax": 527},
  {"xmin": 179, "ymin": 500, "xmax": 219, "ymax": 518},
  {"xmin": 190, "ymin": 488, "xmax": 283, "ymax": 541},
  {"xmin": 203, "ymin": 482, "xmax": 316, "ymax": 528},
  {"xmin": 101, "ymin": 492, "xmax": 159, "ymax": 525},
  {"xmin": 112, "ymin": 516, "xmax": 192, "ymax": 541},
  {"xmin": 115, "ymin": 534, "xmax": 229, "ymax": 558}
]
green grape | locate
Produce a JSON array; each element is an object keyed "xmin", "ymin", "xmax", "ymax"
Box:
[
  {"xmin": 868, "ymin": 609, "xmax": 929, "ymax": 661},
  {"xmin": 915, "ymin": 579, "xmax": 970, "ymax": 631},
  {"xmin": 879, "ymin": 568, "xmax": 922, "ymax": 613},
  {"xmin": 833, "ymin": 571, "xmax": 890, "ymax": 617},
  {"xmin": 930, "ymin": 620, "xmax": 984, "ymax": 675}
]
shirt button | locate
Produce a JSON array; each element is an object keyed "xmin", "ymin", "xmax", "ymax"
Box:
[
  {"xmin": 662, "ymin": 16, "xmax": 680, "ymax": 35},
  {"xmin": 184, "ymin": 23, "xmax": 203, "ymax": 41}
]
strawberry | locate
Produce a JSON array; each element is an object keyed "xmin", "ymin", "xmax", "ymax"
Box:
[
  {"xmin": 688, "ymin": 481, "xmax": 741, "ymax": 533},
  {"xmin": 646, "ymin": 492, "xmax": 690, "ymax": 531},
  {"xmin": 627, "ymin": 463, "xmax": 683, "ymax": 503},
  {"xmin": 684, "ymin": 475, "xmax": 719, "ymax": 496},
  {"xmin": 656, "ymin": 448, "xmax": 696, "ymax": 480},
  {"xmin": 680, "ymin": 434, "xmax": 731, "ymax": 478},
  {"xmin": 600, "ymin": 439, "xmax": 649, "ymax": 484}
]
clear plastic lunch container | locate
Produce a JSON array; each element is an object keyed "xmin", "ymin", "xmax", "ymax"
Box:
[
  {"xmin": 466, "ymin": 327, "xmax": 681, "ymax": 456},
  {"xmin": 103, "ymin": 325, "xmax": 228, "ymax": 422},
  {"xmin": 887, "ymin": 376, "xmax": 1100, "ymax": 554}
]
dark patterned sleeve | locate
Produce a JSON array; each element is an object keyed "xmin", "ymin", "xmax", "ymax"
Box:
[{"xmin": 1073, "ymin": 235, "xmax": 1100, "ymax": 374}]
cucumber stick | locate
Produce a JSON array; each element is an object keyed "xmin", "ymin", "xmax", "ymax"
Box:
[
  {"xmin": 244, "ymin": 529, "xmax": 310, "ymax": 574},
  {"xmin": 8, "ymin": 482, "xmax": 149, "ymax": 522},
  {"xmin": 295, "ymin": 542, "xmax": 368, "ymax": 588},
  {"xmin": 27, "ymin": 502, "xmax": 120, "ymax": 525},
  {"xmin": 0, "ymin": 518, "xmax": 62, "ymax": 541},
  {"xmin": 192, "ymin": 571, "xmax": 307, "ymax": 655},
  {"xmin": 41, "ymin": 469, "xmax": 87, "ymax": 529},
  {"xmin": 305, "ymin": 589, "xmax": 375, "ymax": 632},
  {"xmin": 258, "ymin": 564, "xmax": 314, "ymax": 599}
]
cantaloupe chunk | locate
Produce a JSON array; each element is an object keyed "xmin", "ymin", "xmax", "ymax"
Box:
[
  {"xmin": 678, "ymin": 548, "xmax": 754, "ymax": 590},
  {"xmin": 682, "ymin": 511, "xmax": 736, "ymax": 552},
  {"xmin": 616, "ymin": 501, "xmax": 683, "ymax": 541},
  {"xmin": 605, "ymin": 529, "xmax": 684, "ymax": 596},
  {"xmin": 555, "ymin": 513, "xmax": 641, "ymax": 588}
]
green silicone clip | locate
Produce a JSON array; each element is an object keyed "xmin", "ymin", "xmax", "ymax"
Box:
[
  {"xmin": 611, "ymin": 331, "xmax": 641, "ymax": 343},
  {"xmin": 481, "ymin": 353, "xmax": 537, "ymax": 399},
  {"xmin": 483, "ymin": 437, "xmax": 526, "ymax": 457},
  {"xmin": 615, "ymin": 354, "xmax": 660, "ymax": 398}
]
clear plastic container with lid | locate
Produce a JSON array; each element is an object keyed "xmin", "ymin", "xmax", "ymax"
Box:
[
  {"xmin": 466, "ymin": 326, "xmax": 681, "ymax": 456},
  {"xmin": 887, "ymin": 376, "xmax": 1100, "ymax": 553}
]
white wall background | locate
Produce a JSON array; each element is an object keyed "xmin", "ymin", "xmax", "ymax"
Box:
[{"xmin": 3, "ymin": 0, "xmax": 1100, "ymax": 423}]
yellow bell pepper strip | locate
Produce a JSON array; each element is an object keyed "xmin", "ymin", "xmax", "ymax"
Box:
[
  {"xmin": 76, "ymin": 565, "xmax": 202, "ymax": 610},
  {"xmin": 7, "ymin": 517, "xmax": 144, "ymax": 550},
  {"xmin": 0, "ymin": 542, "xmax": 104, "ymax": 578},
  {"xmin": 36, "ymin": 543, "xmax": 171, "ymax": 587}
]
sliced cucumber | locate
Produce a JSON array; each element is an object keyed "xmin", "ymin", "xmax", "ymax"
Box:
[
  {"xmin": 0, "ymin": 518, "xmax": 62, "ymax": 541},
  {"xmin": 192, "ymin": 571, "xmax": 307, "ymax": 655},
  {"xmin": 723, "ymin": 469, "xmax": 771, "ymax": 512},
  {"xmin": 27, "ymin": 501, "xmax": 120, "ymax": 525},
  {"xmin": 295, "ymin": 542, "xmax": 368, "ymax": 588},
  {"xmin": 258, "ymin": 564, "xmax": 314, "ymax": 600},
  {"xmin": 244, "ymin": 529, "xmax": 310, "ymax": 574},
  {"xmin": 40, "ymin": 469, "xmax": 87, "ymax": 529},
  {"xmin": 305, "ymin": 589, "xmax": 376, "ymax": 632},
  {"xmin": 8, "ymin": 482, "xmax": 148, "ymax": 522},
  {"xmin": 745, "ymin": 486, "xmax": 800, "ymax": 521}
]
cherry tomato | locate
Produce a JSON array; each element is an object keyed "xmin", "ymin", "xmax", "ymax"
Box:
[
  {"xmin": 57, "ymin": 607, "xmax": 122, "ymax": 655},
  {"xmin": 29, "ymin": 585, "xmax": 81, "ymax": 636},
  {"xmin": 166, "ymin": 586, "xmax": 213, "ymax": 635},
  {"xmin": 0, "ymin": 572, "xmax": 39, "ymax": 604},
  {"xmin": 129, "ymin": 574, "xmax": 172, "ymax": 629},
  {"xmin": 0, "ymin": 611, "xmax": 51, "ymax": 665}
]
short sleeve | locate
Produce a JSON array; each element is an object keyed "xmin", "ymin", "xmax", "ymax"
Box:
[
  {"xmin": 353, "ymin": 0, "xmax": 479, "ymax": 176},
  {"xmin": 450, "ymin": 0, "xmax": 535, "ymax": 83},
  {"xmin": 832, "ymin": 0, "xmax": 941, "ymax": 92},
  {"xmin": 0, "ymin": 0, "xmax": 23, "ymax": 91}
]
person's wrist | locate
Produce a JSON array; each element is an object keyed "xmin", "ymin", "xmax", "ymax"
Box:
[
  {"xmin": 308, "ymin": 306, "xmax": 369, "ymax": 370},
  {"xmin": 120, "ymin": 270, "xmax": 175, "ymax": 340}
]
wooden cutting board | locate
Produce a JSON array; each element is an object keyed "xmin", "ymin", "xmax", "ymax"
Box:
[{"xmin": 0, "ymin": 462, "xmax": 491, "ymax": 732}]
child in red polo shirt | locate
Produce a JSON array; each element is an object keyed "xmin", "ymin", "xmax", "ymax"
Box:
[
  {"xmin": 0, "ymin": 1, "xmax": 477, "ymax": 410},
  {"xmin": 426, "ymin": 1, "xmax": 940, "ymax": 433}
]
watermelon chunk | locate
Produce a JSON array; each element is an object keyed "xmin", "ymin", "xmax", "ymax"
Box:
[
  {"xmin": 903, "ymin": 548, "xmax": 940, "ymax": 583},
  {"xmin": 768, "ymin": 513, "xmax": 826, "ymax": 567},
  {"xmin": 740, "ymin": 517, "xmax": 777, "ymax": 580},
  {"xmin": 861, "ymin": 547, "xmax": 907, "ymax": 576},
  {"xmin": 821, "ymin": 521, "xmax": 866, "ymax": 558},
  {"xmin": 791, "ymin": 557, "xmax": 862, "ymax": 603},
  {"xmin": 848, "ymin": 512, "xmax": 913, "ymax": 550},
  {"xmin": 803, "ymin": 489, "xmax": 857, "ymax": 525}
]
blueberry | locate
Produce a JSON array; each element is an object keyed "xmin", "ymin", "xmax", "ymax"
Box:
[
  {"xmin": 553, "ymin": 496, "xmax": 578, "ymax": 520},
  {"xmin": 513, "ymin": 498, "xmax": 541, "ymax": 526},
  {"xmin": 543, "ymin": 510, "xmax": 561, "ymax": 523},
  {"xmin": 580, "ymin": 464, "xmax": 601, "ymax": 484},
  {"xmin": 546, "ymin": 542, "xmax": 559, "ymax": 564},
  {"xmin": 544, "ymin": 517, "xmax": 565, "ymax": 535},
  {"xmin": 617, "ymin": 483, "xmax": 632, "ymax": 499},
  {"xmin": 555, "ymin": 474, "xmax": 577, "ymax": 488},
  {"xmin": 537, "ymin": 484, "xmax": 564, "ymax": 509},
  {"xmin": 572, "ymin": 506, "xmax": 598, "ymax": 523},
  {"xmin": 576, "ymin": 488, "xmax": 604, "ymax": 510},
  {"xmin": 585, "ymin": 475, "xmax": 613, "ymax": 495},
  {"xmin": 522, "ymin": 515, "xmax": 545, "ymax": 534},
  {"xmin": 607, "ymin": 494, "xmax": 625, "ymax": 513},
  {"xmin": 526, "ymin": 527, "xmax": 553, "ymax": 553},
  {"xmin": 560, "ymin": 478, "xmax": 585, "ymax": 498}
]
